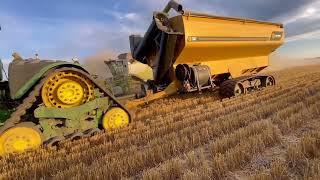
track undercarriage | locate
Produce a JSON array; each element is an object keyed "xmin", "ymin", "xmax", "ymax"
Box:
[
  {"xmin": 219, "ymin": 75, "xmax": 276, "ymax": 98},
  {"xmin": 0, "ymin": 67, "xmax": 131, "ymax": 155}
]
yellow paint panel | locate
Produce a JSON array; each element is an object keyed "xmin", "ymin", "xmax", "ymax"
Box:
[
  {"xmin": 201, "ymin": 56, "xmax": 269, "ymax": 77},
  {"xmin": 129, "ymin": 60, "xmax": 154, "ymax": 81},
  {"xmin": 171, "ymin": 14, "xmax": 284, "ymax": 77}
]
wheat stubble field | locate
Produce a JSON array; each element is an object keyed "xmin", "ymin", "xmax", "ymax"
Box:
[{"xmin": 1, "ymin": 64, "xmax": 320, "ymax": 180}]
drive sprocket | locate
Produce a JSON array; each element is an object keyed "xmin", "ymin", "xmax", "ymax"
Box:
[{"xmin": 41, "ymin": 70, "xmax": 95, "ymax": 108}]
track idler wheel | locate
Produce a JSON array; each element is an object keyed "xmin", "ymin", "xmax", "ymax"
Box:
[
  {"xmin": 102, "ymin": 107, "xmax": 130, "ymax": 131},
  {"xmin": 220, "ymin": 80, "xmax": 245, "ymax": 98},
  {"xmin": 41, "ymin": 70, "xmax": 95, "ymax": 108},
  {"xmin": 0, "ymin": 123, "xmax": 42, "ymax": 156},
  {"xmin": 262, "ymin": 76, "xmax": 275, "ymax": 87},
  {"xmin": 234, "ymin": 83, "xmax": 245, "ymax": 96}
]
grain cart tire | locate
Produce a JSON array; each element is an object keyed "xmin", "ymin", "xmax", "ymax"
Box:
[
  {"xmin": 261, "ymin": 76, "xmax": 276, "ymax": 87},
  {"xmin": 220, "ymin": 79, "xmax": 245, "ymax": 98}
]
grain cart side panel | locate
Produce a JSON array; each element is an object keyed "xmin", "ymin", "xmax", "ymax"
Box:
[{"xmin": 174, "ymin": 13, "xmax": 284, "ymax": 77}]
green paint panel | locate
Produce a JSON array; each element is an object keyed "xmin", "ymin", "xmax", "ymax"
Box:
[
  {"xmin": 34, "ymin": 97, "xmax": 110, "ymax": 119},
  {"xmin": 35, "ymin": 97, "xmax": 110, "ymax": 141},
  {"xmin": 0, "ymin": 105, "xmax": 11, "ymax": 125},
  {"xmin": 9, "ymin": 59, "xmax": 85, "ymax": 100}
]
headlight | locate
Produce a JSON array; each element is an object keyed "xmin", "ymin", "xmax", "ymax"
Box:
[
  {"xmin": 188, "ymin": 36, "xmax": 198, "ymax": 42},
  {"xmin": 271, "ymin": 31, "xmax": 283, "ymax": 41}
]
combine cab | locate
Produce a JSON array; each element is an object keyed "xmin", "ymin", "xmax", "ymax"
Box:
[{"xmin": 0, "ymin": 54, "xmax": 131, "ymax": 155}]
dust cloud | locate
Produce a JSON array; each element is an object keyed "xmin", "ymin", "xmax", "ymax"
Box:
[
  {"xmin": 267, "ymin": 54, "xmax": 320, "ymax": 71},
  {"xmin": 82, "ymin": 50, "xmax": 116, "ymax": 79}
]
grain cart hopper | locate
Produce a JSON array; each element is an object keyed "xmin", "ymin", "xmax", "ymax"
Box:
[
  {"xmin": 0, "ymin": 53, "xmax": 132, "ymax": 155},
  {"xmin": 125, "ymin": 0, "xmax": 284, "ymax": 107}
]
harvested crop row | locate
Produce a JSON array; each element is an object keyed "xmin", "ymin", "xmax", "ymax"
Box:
[
  {"xmin": 3, "ymin": 79, "xmax": 318, "ymax": 179},
  {"xmin": 140, "ymin": 120, "xmax": 273, "ymax": 179},
  {"xmin": 0, "ymin": 76, "xmax": 318, "ymax": 178},
  {"xmin": 244, "ymin": 98, "xmax": 320, "ymax": 179},
  {"xmin": 250, "ymin": 130, "xmax": 320, "ymax": 180},
  {"xmin": 135, "ymin": 71, "xmax": 320, "ymax": 120},
  {"xmin": 2, "ymin": 73, "xmax": 312, "ymax": 168},
  {"xmin": 153, "ymin": 90, "xmax": 320, "ymax": 180},
  {"xmin": 142, "ymin": 126, "xmax": 280, "ymax": 180},
  {"xmin": 0, "ymin": 65, "xmax": 320, "ymax": 180}
]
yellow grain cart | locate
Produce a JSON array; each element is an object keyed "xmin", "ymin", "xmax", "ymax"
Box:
[
  {"xmin": 173, "ymin": 13, "xmax": 284, "ymax": 78},
  {"xmin": 126, "ymin": 0, "xmax": 284, "ymax": 107}
]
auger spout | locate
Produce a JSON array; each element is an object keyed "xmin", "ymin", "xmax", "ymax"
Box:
[
  {"xmin": 129, "ymin": 0, "xmax": 183, "ymax": 61},
  {"xmin": 163, "ymin": 0, "xmax": 184, "ymax": 14}
]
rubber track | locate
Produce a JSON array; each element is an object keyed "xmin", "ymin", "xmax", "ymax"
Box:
[
  {"xmin": 220, "ymin": 75, "xmax": 272, "ymax": 98},
  {"xmin": 0, "ymin": 78, "xmax": 45, "ymax": 134}
]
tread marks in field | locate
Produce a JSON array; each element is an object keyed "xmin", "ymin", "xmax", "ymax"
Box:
[{"xmin": 1, "ymin": 67, "xmax": 320, "ymax": 179}]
